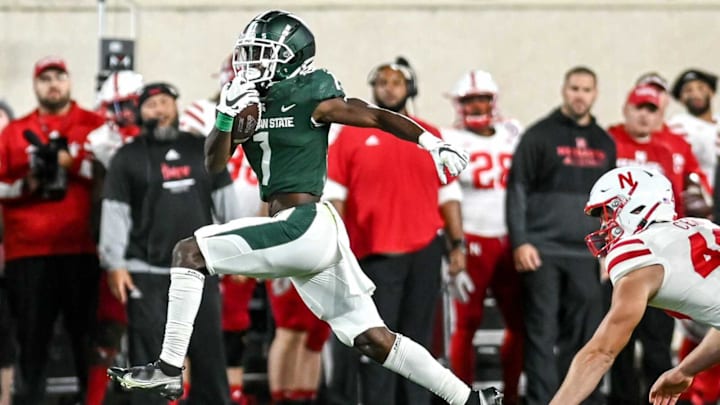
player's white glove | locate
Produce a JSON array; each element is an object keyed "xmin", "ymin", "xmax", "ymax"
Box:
[
  {"xmin": 216, "ymin": 77, "xmax": 260, "ymax": 118},
  {"xmin": 448, "ymin": 271, "xmax": 475, "ymax": 303},
  {"xmin": 272, "ymin": 277, "xmax": 292, "ymax": 296},
  {"xmin": 86, "ymin": 123, "xmax": 123, "ymax": 169},
  {"xmin": 418, "ymin": 132, "xmax": 470, "ymax": 184}
]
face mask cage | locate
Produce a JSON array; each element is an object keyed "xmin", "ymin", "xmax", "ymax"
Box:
[
  {"xmin": 233, "ymin": 37, "xmax": 294, "ymax": 85},
  {"xmin": 102, "ymin": 97, "xmax": 139, "ymax": 128},
  {"xmin": 452, "ymin": 93, "xmax": 498, "ymax": 130},
  {"xmin": 584, "ymin": 196, "xmax": 626, "ymax": 257}
]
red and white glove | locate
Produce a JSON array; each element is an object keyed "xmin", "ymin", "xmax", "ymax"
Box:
[{"xmin": 448, "ymin": 271, "xmax": 475, "ymax": 303}]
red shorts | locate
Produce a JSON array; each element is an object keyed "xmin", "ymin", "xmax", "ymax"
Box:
[
  {"xmin": 221, "ymin": 276, "xmax": 256, "ymax": 332},
  {"xmin": 266, "ymin": 279, "xmax": 330, "ymax": 352},
  {"xmin": 455, "ymin": 234, "xmax": 523, "ymax": 331},
  {"xmin": 678, "ymin": 337, "xmax": 720, "ymax": 403},
  {"xmin": 96, "ymin": 271, "xmax": 127, "ymax": 325}
]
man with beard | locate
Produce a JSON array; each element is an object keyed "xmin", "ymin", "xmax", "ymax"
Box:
[
  {"xmin": 323, "ymin": 57, "xmax": 466, "ymax": 405},
  {"xmin": 100, "ymin": 83, "xmax": 237, "ymax": 405},
  {"xmin": 506, "ymin": 66, "xmax": 616, "ymax": 405},
  {"xmin": 667, "ymin": 69, "xmax": 720, "ymax": 187},
  {"xmin": 0, "ymin": 56, "xmax": 105, "ymax": 404}
]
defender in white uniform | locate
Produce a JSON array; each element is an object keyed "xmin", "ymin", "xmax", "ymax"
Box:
[{"xmin": 546, "ymin": 167, "xmax": 720, "ymax": 405}]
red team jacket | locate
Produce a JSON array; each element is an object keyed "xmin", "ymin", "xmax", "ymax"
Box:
[
  {"xmin": 607, "ymin": 123, "xmax": 709, "ymax": 218},
  {"xmin": 0, "ymin": 101, "xmax": 104, "ymax": 260}
]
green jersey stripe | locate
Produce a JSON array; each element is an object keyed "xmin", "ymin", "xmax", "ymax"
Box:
[{"xmin": 216, "ymin": 203, "xmax": 317, "ymax": 250}]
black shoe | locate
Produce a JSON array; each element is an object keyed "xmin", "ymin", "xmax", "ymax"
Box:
[
  {"xmin": 465, "ymin": 387, "xmax": 503, "ymax": 405},
  {"xmin": 107, "ymin": 361, "xmax": 183, "ymax": 400}
]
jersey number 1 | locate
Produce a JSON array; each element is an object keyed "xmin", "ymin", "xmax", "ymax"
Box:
[
  {"xmin": 689, "ymin": 229, "xmax": 720, "ymax": 278},
  {"xmin": 253, "ymin": 131, "xmax": 271, "ymax": 186}
]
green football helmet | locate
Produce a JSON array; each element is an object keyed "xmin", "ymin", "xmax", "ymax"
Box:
[{"xmin": 233, "ymin": 10, "xmax": 316, "ymax": 87}]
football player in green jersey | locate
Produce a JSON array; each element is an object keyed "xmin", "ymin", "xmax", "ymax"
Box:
[{"xmin": 108, "ymin": 9, "xmax": 500, "ymax": 405}]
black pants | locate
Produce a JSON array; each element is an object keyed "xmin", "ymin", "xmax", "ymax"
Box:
[
  {"xmin": 605, "ymin": 282, "xmax": 674, "ymax": 405},
  {"xmin": 126, "ymin": 272, "xmax": 229, "ymax": 405},
  {"xmin": 521, "ymin": 255, "xmax": 604, "ymax": 405},
  {"xmin": 325, "ymin": 236, "xmax": 443, "ymax": 405},
  {"xmin": 0, "ymin": 277, "xmax": 16, "ymax": 368},
  {"xmin": 5, "ymin": 254, "xmax": 100, "ymax": 405}
]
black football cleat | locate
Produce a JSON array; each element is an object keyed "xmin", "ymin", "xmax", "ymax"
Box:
[
  {"xmin": 107, "ymin": 361, "xmax": 183, "ymax": 400},
  {"xmin": 464, "ymin": 387, "xmax": 504, "ymax": 405}
]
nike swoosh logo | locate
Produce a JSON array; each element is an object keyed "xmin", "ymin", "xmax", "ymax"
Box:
[
  {"xmin": 280, "ymin": 104, "xmax": 296, "ymax": 112},
  {"xmin": 225, "ymin": 92, "xmax": 246, "ymax": 106}
]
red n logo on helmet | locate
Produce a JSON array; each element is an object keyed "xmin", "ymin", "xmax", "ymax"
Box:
[{"xmin": 618, "ymin": 171, "xmax": 636, "ymax": 189}]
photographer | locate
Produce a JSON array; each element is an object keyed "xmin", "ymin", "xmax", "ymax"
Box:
[{"xmin": 0, "ymin": 57, "xmax": 104, "ymax": 405}]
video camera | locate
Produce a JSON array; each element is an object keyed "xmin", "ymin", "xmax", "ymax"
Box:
[{"xmin": 23, "ymin": 130, "xmax": 68, "ymax": 201}]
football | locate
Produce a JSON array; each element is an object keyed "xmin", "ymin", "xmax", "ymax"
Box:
[{"xmin": 232, "ymin": 103, "xmax": 260, "ymax": 143}]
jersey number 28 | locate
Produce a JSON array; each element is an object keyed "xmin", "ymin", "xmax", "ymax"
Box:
[{"xmin": 470, "ymin": 151, "xmax": 512, "ymax": 189}]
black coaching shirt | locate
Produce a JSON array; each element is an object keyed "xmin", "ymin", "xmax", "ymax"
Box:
[
  {"xmin": 506, "ymin": 108, "xmax": 616, "ymax": 258},
  {"xmin": 100, "ymin": 131, "xmax": 237, "ymax": 271}
]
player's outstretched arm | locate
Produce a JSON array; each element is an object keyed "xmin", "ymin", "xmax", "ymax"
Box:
[
  {"xmin": 313, "ymin": 97, "xmax": 468, "ymax": 183},
  {"xmin": 650, "ymin": 327, "xmax": 720, "ymax": 405},
  {"xmin": 313, "ymin": 97, "xmax": 422, "ymax": 141},
  {"xmin": 550, "ymin": 265, "xmax": 663, "ymax": 405}
]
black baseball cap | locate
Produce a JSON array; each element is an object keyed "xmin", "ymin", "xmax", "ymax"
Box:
[
  {"xmin": 138, "ymin": 82, "xmax": 179, "ymax": 108},
  {"xmin": 671, "ymin": 69, "xmax": 718, "ymax": 100}
]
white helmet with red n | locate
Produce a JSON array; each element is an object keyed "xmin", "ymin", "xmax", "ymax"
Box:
[
  {"xmin": 448, "ymin": 69, "xmax": 499, "ymax": 130},
  {"xmin": 96, "ymin": 70, "xmax": 144, "ymax": 128},
  {"xmin": 584, "ymin": 167, "xmax": 676, "ymax": 257}
]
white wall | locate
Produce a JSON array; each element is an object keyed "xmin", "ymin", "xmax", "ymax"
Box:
[{"xmin": 1, "ymin": 0, "xmax": 720, "ymax": 128}]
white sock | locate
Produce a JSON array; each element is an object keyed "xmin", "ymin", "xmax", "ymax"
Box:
[
  {"xmin": 382, "ymin": 334, "xmax": 471, "ymax": 405},
  {"xmin": 159, "ymin": 267, "xmax": 205, "ymax": 368}
]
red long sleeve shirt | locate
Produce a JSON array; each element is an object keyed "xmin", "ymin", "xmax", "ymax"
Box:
[
  {"xmin": 608, "ymin": 124, "xmax": 709, "ymax": 218},
  {"xmin": 0, "ymin": 101, "xmax": 104, "ymax": 260}
]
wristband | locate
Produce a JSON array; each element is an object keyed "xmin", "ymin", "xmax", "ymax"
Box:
[
  {"xmin": 418, "ymin": 131, "xmax": 442, "ymax": 150},
  {"xmin": 215, "ymin": 112, "xmax": 234, "ymax": 132},
  {"xmin": 450, "ymin": 237, "xmax": 467, "ymax": 253}
]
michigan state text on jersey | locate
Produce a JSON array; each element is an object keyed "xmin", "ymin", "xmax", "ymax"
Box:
[{"xmin": 243, "ymin": 68, "xmax": 343, "ymax": 201}]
